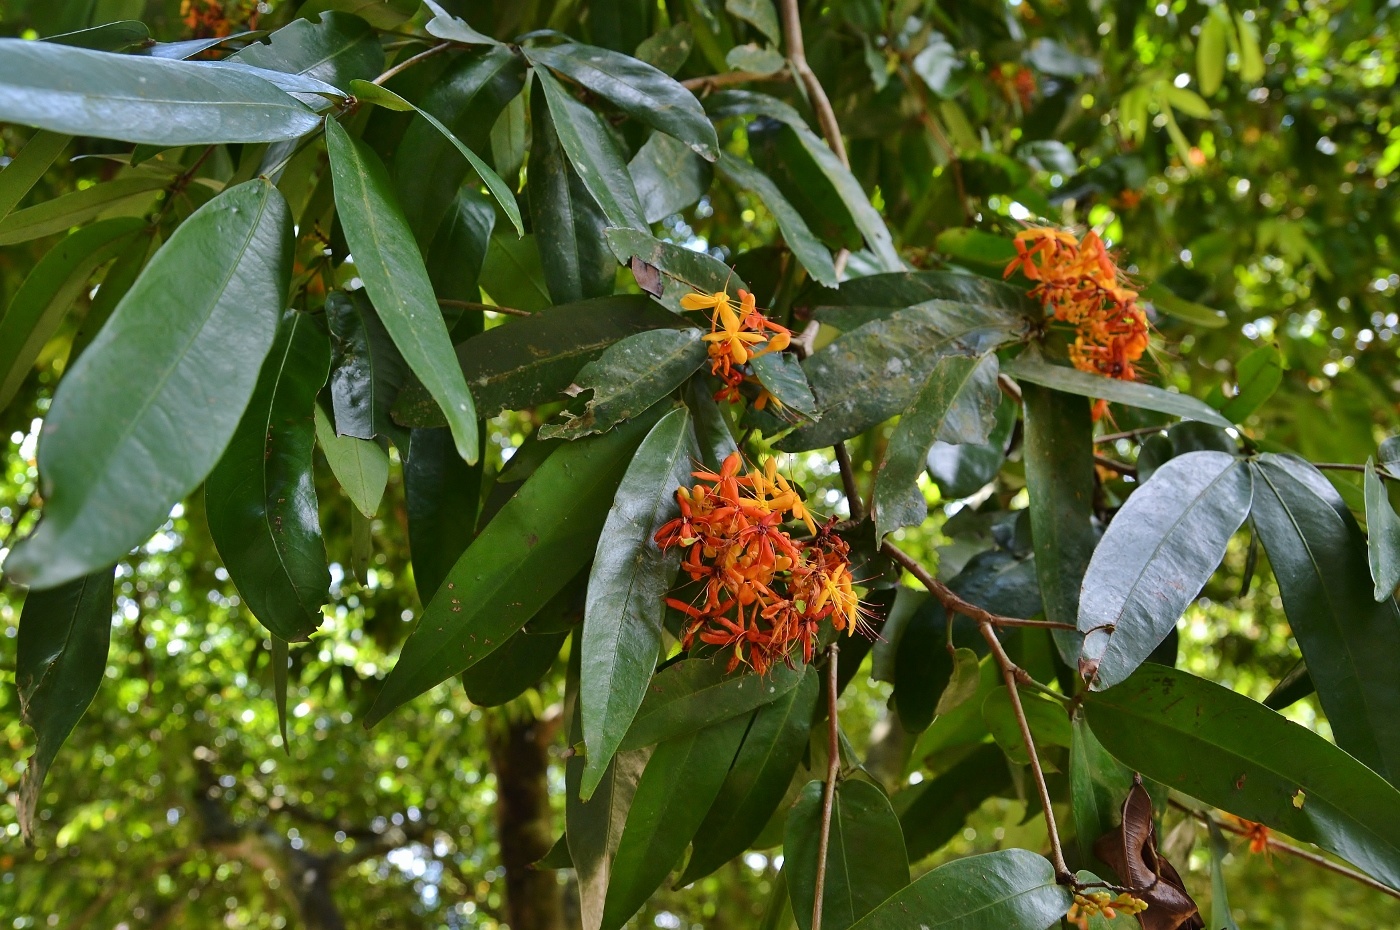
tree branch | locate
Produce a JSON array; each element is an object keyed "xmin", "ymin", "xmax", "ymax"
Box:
[
  {"xmin": 438, "ymin": 297, "xmax": 532, "ymax": 318},
  {"xmin": 881, "ymin": 542, "xmax": 1078, "ymax": 631},
  {"xmin": 778, "ymin": 0, "xmax": 848, "ymax": 169},
  {"xmin": 811, "ymin": 642, "xmax": 841, "ymax": 930},
  {"xmin": 1314, "ymin": 461, "xmax": 1399, "ymax": 482},
  {"xmin": 682, "ymin": 69, "xmax": 792, "ymax": 92},
  {"xmin": 834, "ymin": 442, "xmax": 865, "ymax": 522},
  {"xmin": 371, "ymin": 41, "xmax": 451, "ymax": 86}
]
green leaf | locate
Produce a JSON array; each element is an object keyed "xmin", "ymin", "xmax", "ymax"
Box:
[
  {"xmin": 298, "ymin": 0, "xmax": 419, "ymax": 29},
  {"xmin": 618, "ymin": 656, "xmax": 806, "ymax": 752},
  {"xmin": 461, "ymin": 629, "xmax": 568, "ymax": 706},
  {"xmin": 580, "ymin": 407, "xmax": 697, "ymax": 799},
  {"xmin": 365, "ymin": 412, "xmax": 660, "ymax": 725},
  {"xmin": 1085, "ymin": 665, "xmax": 1400, "ymax": 890},
  {"xmin": 935, "ymin": 227, "xmax": 1018, "ymax": 268},
  {"xmin": 1197, "ymin": 9, "xmax": 1230, "ymax": 96},
  {"xmin": 206, "ymin": 311, "xmax": 331, "ymax": 643},
  {"xmin": 479, "ymin": 231, "xmax": 552, "ymax": 312},
  {"xmin": 405, "ymin": 427, "xmax": 482, "ymax": 603},
  {"xmin": 777, "ymin": 300, "xmax": 1028, "ymax": 452},
  {"xmin": 726, "ymin": 0, "xmax": 782, "ymax": 45},
  {"xmin": 0, "ymin": 39, "xmax": 320, "ymax": 145},
  {"xmin": 526, "ymin": 83, "xmax": 617, "ymax": 302},
  {"xmin": 233, "ymin": 12, "xmax": 383, "ymax": 88},
  {"xmin": 538, "ymin": 330, "xmax": 706, "ymax": 440},
  {"xmin": 601, "ymin": 715, "xmax": 749, "ymax": 930},
  {"xmin": 325, "ymin": 289, "xmax": 409, "ymax": 445},
  {"xmin": 0, "ymin": 217, "xmax": 144, "ymax": 411},
  {"xmin": 726, "ymin": 43, "xmax": 786, "ymax": 75},
  {"xmin": 349, "ymin": 79, "xmax": 524, "ymax": 237},
  {"xmin": 748, "ymin": 351, "xmax": 819, "ymax": 419},
  {"xmin": 873, "ymin": 353, "xmax": 1000, "ymax": 540},
  {"xmin": 16, "ymin": 567, "xmax": 115, "ymax": 842},
  {"xmin": 982, "ymin": 686, "xmax": 1072, "ymax": 766},
  {"xmin": 604, "ymin": 226, "xmax": 746, "ymax": 314},
  {"xmin": 786, "ymin": 124, "xmax": 902, "ymax": 272},
  {"xmin": 271, "ymin": 636, "xmax": 290, "ymax": 751},
  {"xmin": 635, "ymin": 22, "xmax": 695, "ymax": 76},
  {"xmin": 325, "ymin": 117, "xmax": 479, "ymax": 464},
  {"xmin": 1367, "ymin": 460, "xmax": 1400, "ymax": 602},
  {"xmin": 313, "ymin": 404, "xmax": 389, "ymax": 518},
  {"xmin": 567, "ymin": 736, "xmax": 650, "ymax": 930},
  {"xmin": 1080, "ymin": 452, "xmax": 1252, "ymax": 689},
  {"xmin": 1141, "ymin": 281, "xmax": 1227, "ymax": 329},
  {"xmin": 926, "ymin": 394, "xmax": 1017, "ymax": 499},
  {"xmin": 849, "ymin": 848, "xmax": 1071, "ymax": 929},
  {"xmin": 685, "ymin": 379, "xmax": 740, "ymax": 471},
  {"xmin": 1218, "ymin": 343, "xmax": 1283, "ymax": 422},
  {"xmin": 630, "ymin": 131, "xmax": 713, "ymax": 224},
  {"xmin": 1250, "ymin": 453, "xmax": 1400, "ymax": 783},
  {"xmin": 787, "ymin": 779, "xmax": 910, "ymax": 930},
  {"xmin": 533, "ymin": 68, "xmax": 647, "ymax": 231},
  {"xmin": 807, "ymin": 270, "xmax": 1032, "ymax": 330},
  {"xmin": 893, "ymin": 599, "xmax": 950, "ymax": 733},
  {"xmin": 45, "ymin": 21, "xmax": 151, "ymax": 51},
  {"xmin": 1235, "ymin": 13, "xmax": 1265, "ymax": 82},
  {"xmin": 907, "ymin": 653, "xmax": 1002, "ymax": 767},
  {"xmin": 1070, "ymin": 713, "xmax": 1132, "ymax": 873},
  {"xmin": 1021, "ymin": 383, "xmax": 1095, "ymax": 667},
  {"xmin": 1207, "ymin": 819, "xmax": 1242, "ymax": 930},
  {"xmin": 717, "ymin": 153, "xmax": 837, "ymax": 286},
  {"xmin": 422, "ymin": 0, "xmax": 500, "ymax": 45},
  {"xmin": 900, "ymin": 743, "xmax": 1012, "ymax": 861},
  {"xmin": 679, "ymin": 667, "xmax": 820, "ymax": 884},
  {"xmin": 1004, "ymin": 353, "xmax": 1231, "ymax": 428},
  {"xmin": 936, "ymin": 647, "xmax": 983, "ymax": 716},
  {"xmin": 0, "ymin": 130, "xmax": 70, "ymax": 220},
  {"xmin": 0, "ymin": 175, "xmax": 167, "ymax": 246},
  {"xmin": 5, "ymin": 179, "xmax": 290, "ymax": 590},
  {"xmin": 392, "ymin": 297, "xmax": 686, "ymax": 426},
  {"xmin": 525, "ymin": 42, "xmax": 719, "ymax": 161}
]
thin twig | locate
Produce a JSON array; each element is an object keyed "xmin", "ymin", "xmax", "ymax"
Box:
[
  {"xmin": 881, "ymin": 542, "xmax": 1078, "ymax": 631},
  {"xmin": 812, "ymin": 642, "xmax": 841, "ymax": 930},
  {"xmin": 1173, "ymin": 802, "xmax": 1400, "ymax": 902},
  {"xmin": 997, "ymin": 372, "xmax": 1023, "ymax": 404},
  {"xmin": 1314, "ymin": 462, "xmax": 1399, "ymax": 481},
  {"xmin": 778, "ymin": 0, "xmax": 848, "ymax": 169},
  {"xmin": 834, "ymin": 442, "xmax": 864, "ymax": 522},
  {"xmin": 1093, "ymin": 453, "xmax": 1136, "ymax": 477},
  {"xmin": 682, "ymin": 69, "xmax": 792, "ymax": 92},
  {"xmin": 1095, "ymin": 424, "xmax": 1170, "ymax": 444},
  {"xmin": 437, "ymin": 297, "xmax": 532, "ymax": 318},
  {"xmin": 372, "ymin": 41, "xmax": 451, "ymax": 86}
]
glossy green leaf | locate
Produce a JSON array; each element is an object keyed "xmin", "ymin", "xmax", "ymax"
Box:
[
  {"xmin": 849, "ymin": 849, "xmax": 1071, "ymax": 929},
  {"xmin": 422, "ymin": 0, "xmax": 500, "ymax": 44},
  {"xmin": 787, "ymin": 779, "xmax": 909, "ymax": 930},
  {"xmin": 983, "ymin": 686, "xmax": 1072, "ymax": 766},
  {"xmin": 533, "ymin": 68, "xmax": 647, "ymax": 231},
  {"xmin": 618, "ymin": 657, "xmax": 806, "ymax": 752},
  {"xmin": 901, "ymin": 743, "xmax": 1012, "ymax": 862},
  {"xmin": 325, "ymin": 117, "xmax": 478, "ymax": 464},
  {"xmin": 1367, "ymin": 460, "xmax": 1400, "ymax": 602},
  {"xmin": 786, "ymin": 125, "xmax": 902, "ymax": 272},
  {"xmin": 527, "ymin": 82, "xmax": 617, "ymax": 302},
  {"xmin": 350, "ymin": 80, "xmax": 524, "ymax": 237},
  {"xmin": 538, "ymin": 330, "xmax": 706, "ymax": 440},
  {"xmin": 0, "ymin": 130, "xmax": 70, "ymax": 220},
  {"xmin": 926, "ymin": 394, "xmax": 1017, "ymax": 499},
  {"xmin": 479, "ymin": 232, "xmax": 553, "ymax": 312},
  {"xmin": 313, "ymin": 404, "xmax": 389, "ymax": 518},
  {"xmin": 6, "ymin": 179, "xmax": 290, "ymax": 590},
  {"xmin": 604, "ymin": 226, "xmax": 745, "ymax": 314},
  {"xmin": 1219, "ymin": 342, "xmax": 1283, "ymax": 422},
  {"xmin": 748, "ymin": 351, "xmax": 819, "ymax": 419},
  {"xmin": 299, "ymin": 0, "xmax": 418, "ymax": 29},
  {"xmin": 567, "ymin": 737, "xmax": 650, "ymax": 930},
  {"xmin": 234, "ymin": 11, "xmax": 383, "ymax": 88},
  {"xmin": 1085, "ymin": 665, "xmax": 1400, "ymax": 890},
  {"xmin": 601, "ymin": 715, "xmax": 748, "ymax": 930},
  {"xmin": 1021, "ymin": 383, "xmax": 1095, "ymax": 667},
  {"xmin": 1080, "ymin": 452, "xmax": 1252, "ymax": 689},
  {"xmin": 1070, "ymin": 713, "xmax": 1132, "ymax": 872},
  {"xmin": 894, "ymin": 599, "xmax": 951, "ymax": 733},
  {"xmin": 580, "ymin": 408, "xmax": 697, "ymax": 799},
  {"xmin": 526, "ymin": 42, "xmax": 719, "ymax": 161},
  {"xmin": 0, "ymin": 175, "xmax": 167, "ymax": 246},
  {"xmin": 16, "ymin": 567, "xmax": 115, "ymax": 842},
  {"xmin": 1005, "ymin": 353, "xmax": 1231, "ymax": 428},
  {"xmin": 935, "ymin": 227, "xmax": 1018, "ymax": 268},
  {"xmin": 0, "ymin": 217, "xmax": 143, "ymax": 411},
  {"xmin": 366, "ymin": 412, "xmax": 660, "ymax": 725},
  {"xmin": 1141, "ymin": 281, "xmax": 1228, "ymax": 329},
  {"xmin": 873, "ymin": 353, "xmax": 1000, "ymax": 540},
  {"xmin": 679, "ymin": 667, "xmax": 819, "ymax": 884},
  {"xmin": 461, "ymin": 629, "xmax": 568, "ymax": 706},
  {"xmin": 325, "ymin": 289, "xmax": 408, "ymax": 445},
  {"xmin": 809, "ymin": 270, "xmax": 1032, "ymax": 331},
  {"xmin": 907, "ymin": 653, "xmax": 1002, "ymax": 769},
  {"xmin": 717, "ymin": 153, "xmax": 837, "ymax": 286},
  {"xmin": 1250, "ymin": 453, "xmax": 1400, "ymax": 783},
  {"xmin": 405, "ymin": 427, "xmax": 482, "ymax": 603},
  {"xmin": 0, "ymin": 39, "xmax": 320, "ymax": 144},
  {"xmin": 778, "ymin": 300, "xmax": 1028, "ymax": 452},
  {"xmin": 393, "ymin": 297, "xmax": 686, "ymax": 426},
  {"xmin": 206, "ymin": 312, "xmax": 330, "ymax": 643},
  {"xmin": 630, "ymin": 131, "xmax": 712, "ymax": 224},
  {"xmin": 1207, "ymin": 819, "xmax": 1242, "ymax": 930}
]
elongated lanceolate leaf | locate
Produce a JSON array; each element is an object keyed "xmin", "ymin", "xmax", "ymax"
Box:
[
  {"xmin": 787, "ymin": 779, "xmax": 910, "ymax": 930},
  {"xmin": 1080, "ymin": 452, "xmax": 1252, "ymax": 689},
  {"xmin": 717, "ymin": 153, "xmax": 836, "ymax": 286},
  {"xmin": 808, "ymin": 269, "xmax": 1032, "ymax": 331},
  {"xmin": 234, "ymin": 12, "xmax": 384, "ymax": 89},
  {"xmin": 1250, "ymin": 453, "xmax": 1400, "ymax": 784},
  {"xmin": 630, "ymin": 131, "xmax": 711, "ymax": 224},
  {"xmin": 0, "ymin": 39, "xmax": 320, "ymax": 144},
  {"xmin": 0, "ymin": 175, "xmax": 167, "ymax": 246},
  {"xmin": 0, "ymin": 130, "xmax": 70, "ymax": 221},
  {"xmin": 1085, "ymin": 665, "xmax": 1400, "ymax": 891},
  {"xmin": 580, "ymin": 408, "xmax": 697, "ymax": 799},
  {"xmin": 1004, "ymin": 353, "xmax": 1231, "ymax": 428},
  {"xmin": 539, "ymin": 329, "xmax": 706, "ymax": 440},
  {"xmin": 325, "ymin": 289, "xmax": 408, "ymax": 444},
  {"xmin": 900, "ymin": 743, "xmax": 1012, "ymax": 862},
  {"xmin": 618, "ymin": 657, "xmax": 806, "ymax": 751},
  {"xmin": 0, "ymin": 217, "xmax": 143, "ymax": 411},
  {"xmin": 6, "ymin": 179, "xmax": 290, "ymax": 590},
  {"xmin": 366, "ymin": 411, "xmax": 661, "ymax": 725},
  {"xmin": 1070, "ymin": 713, "xmax": 1132, "ymax": 874},
  {"xmin": 16, "ymin": 567, "xmax": 115, "ymax": 841},
  {"xmin": 525, "ymin": 42, "xmax": 718, "ymax": 161},
  {"xmin": 206, "ymin": 312, "xmax": 330, "ymax": 643},
  {"xmin": 461, "ymin": 628, "xmax": 568, "ymax": 706},
  {"xmin": 1366, "ymin": 459, "xmax": 1400, "ymax": 602},
  {"xmin": 405, "ymin": 427, "xmax": 482, "ymax": 603},
  {"xmin": 313, "ymin": 404, "xmax": 388, "ymax": 518},
  {"xmin": 872, "ymin": 353, "xmax": 1000, "ymax": 541},
  {"xmin": 848, "ymin": 849, "xmax": 1071, "ymax": 929},
  {"xmin": 324, "ymin": 117, "xmax": 478, "ymax": 464}
]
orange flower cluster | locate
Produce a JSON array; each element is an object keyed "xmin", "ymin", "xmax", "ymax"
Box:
[
  {"xmin": 181, "ymin": 0, "xmax": 259, "ymax": 38},
  {"xmin": 654, "ymin": 452, "xmax": 868, "ymax": 674},
  {"xmin": 1231, "ymin": 816, "xmax": 1272, "ymax": 855},
  {"xmin": 1005, "ymin": 228, "xmax": 1149, "ymax": 384},
  {"xmin": 680, "ymin": 288, "xmax": 792, "ymax": 410}
]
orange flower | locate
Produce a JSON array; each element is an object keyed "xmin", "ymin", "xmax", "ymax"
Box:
[
  {"xmin": 681, "ymin": 288, "xmax": 794, "ymax": 410},
  {"xmin": 1231, "ymin": 816, "xmax": 1272, "ymax": 855}
]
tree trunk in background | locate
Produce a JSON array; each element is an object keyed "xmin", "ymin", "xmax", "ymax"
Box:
[{"xmin": 490, "ymin": 711, "xmax": 566, "ymax": 930}]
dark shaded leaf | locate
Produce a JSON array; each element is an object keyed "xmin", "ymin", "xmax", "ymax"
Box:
[
  {"xmin": 1070, "ymin": 713, "xmax": 1133, "ymax": 873},
  {"xmin": 1366, "ymin": 459, "xmax": 1400, "ymax": 601},
  {"xmin": 206, "ymin": 311, "xmax": 331, "ymax": 643},
  {"xmin": 717, "ymin": 153, "xmax": 836, "ymax": 286},
  {"xmin": 461, "ymin": 628, "xmax": 568, "ymax": 705},
  {"xmin": 893, "ymin": 598, "xmax": 950, "ymax": 733},
  {"xmin": 6, "ymin": 180, "xmax": 290, "ymax": 590},
  {"xmin": 634, "ymin": 22, "xmax": 694, "ymax": 75},
  {"xmin": 900, "ymin": 743, "xmax": 1012, "ymax": 861},
  {"xmin": 1004, "ymin": 353, "xmax": 1231, "ymax": 428},
  {"xmin": 299, "ymin": 0, "xmax": 418, "ymax": 29},
  {"xmin": 44, "ymin": 21, "xmax": 150, "ymax": 51},
  {"xmin": 405, "ymin": 427, "xmax": 482, "ymax": 603},
  {"xmin": 806, "ymin": 270, "xmax": 1031, "ymax": 331},
  {"xmin": 325, "ymin": 289, "xmax": 409, "ymax": 444},
  {"xmin": 233, "ymin": 12, "xmax": 383, "ymax": 88},
  {"xmin": 618, "ymin": 657, "xmax": 806, "ymax": 752},
  {"xmin": 422, "ymin": 0, "xmax": 500, "ymax": 44},
  {"xmin": 847, "ymin": 849, "xmax": 1071, "ymax": 929},
  {"xmin": 479, "ymin": 231, "xmax": 552, "ymax": 312},
  {"xmin": 630, "ymin": 131, "xmax": 712, "ymax": 224},
  {"xmin": 0, "ymin": 130, "xmax": 70, "ymax": 220}
]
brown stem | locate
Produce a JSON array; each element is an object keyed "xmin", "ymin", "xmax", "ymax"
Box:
[
  {"xmin": 682, "ymin": 69, "xmax": 792, "ymax": 91},
  {"xmin": 437, "ymin": 297, "xmax": 532, "ymax": 318},
  {"xmin": 372, "ymin": 41, "xmax": 452, "ymax": 86},
  {"xmin": 1173, "ymin": 802, "xmax": 1400, "ymax": 902},
  {"xmin": 1314, "ymin": 462, "xmax": 1399, "ymax": 481},
  {"xmin": 1094, "ymin": 425, "xmax": 1170, "ymax": 444},
  {"xmin": 881, "ymin": 542, "xmax": 1077, "ymax": 631},
  {"xmin": 778, "ymin": 0, "xmax": 849, "ymax": 168},
  {"xmin": 1093, "ymin": 453, "xmax": 1136, "ymax": 477},
  {"xmin": 812, "ymin": 642, "xmax": 841, "ymax": 930},
  {"xmin": 834, "ymin": 442, "xmax": 865, "ymax": 522}
]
